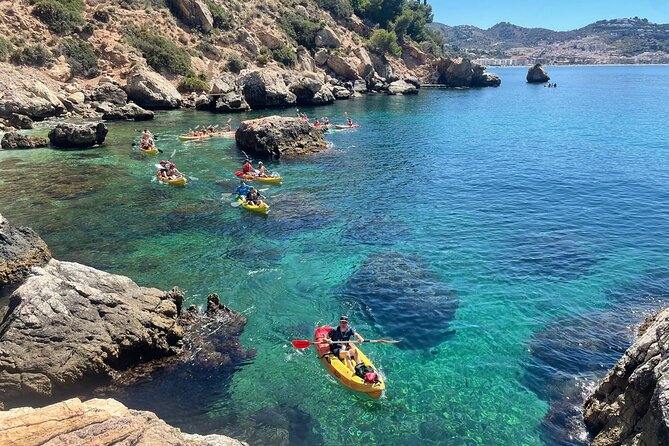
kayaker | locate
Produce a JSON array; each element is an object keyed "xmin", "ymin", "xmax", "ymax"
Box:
[
  {"xmin": 235, "ymin": 180, "xmax": 250, "ymax": 197},
  {"xmin": 346, "ymin": 117, "xmax": 354, "ymax": 127},
  {"xmin": 245, "ymin": 187, "xmax": 265, "ymax": 206},
  {"xmin": 242, "ymin": 160, "xmax": 257, "ymax": 176},
  {"xmin": 313, "ymin": 118, "xmax": 321, "ymax": 126},
  {"xmin": 257, "ymin": 161, "xmax": 269, "ymax": 177},
  {"xmin": 327, "ymin": 316, "xmax": 364, "ymax": 367},
  {"xmin": 157, "ymin": 160, "xmax": 169, "ymax": 179},
  {"xmin": 323, "ymin": 117, "xmax": 330, "ymax": 125},
  {"xmin": 167, "ymin": 162, "xmax": 182, "ymax": 178}
]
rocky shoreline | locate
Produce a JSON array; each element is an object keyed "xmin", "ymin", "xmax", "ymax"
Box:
[{"xmin": 0, "ymin": 213, "xmax": 249, "ymax": 443}]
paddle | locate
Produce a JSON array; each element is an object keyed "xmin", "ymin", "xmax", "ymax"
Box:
[{"xmin": 291, "ymin": 339, "xmax": 400, "ymax": 349}]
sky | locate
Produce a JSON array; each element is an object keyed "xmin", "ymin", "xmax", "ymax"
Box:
[{"xmin": 430, "ymin": 0, "xmax": 669, "ymax": 30}]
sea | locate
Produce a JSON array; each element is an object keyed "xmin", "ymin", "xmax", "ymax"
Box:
[{"xmin": 1, "ymin": 65, "xmax": 669, "ymax": 445}]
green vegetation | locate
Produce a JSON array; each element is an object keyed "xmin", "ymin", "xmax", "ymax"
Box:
[
  {"xmin": 279, "ymin": 12, "xmax": 323, "ymax": 50},
  {"xmin": 315, "ymin": 0, "xmax": 352, "ymax": 19},
  {"xmin": 30, "ymin": 0, "xmax": 86, "ymax": 34},
  {"xmin": 205, "ymin": 0, "xmax": 234, "ymax": 30},
  {"xmin": 60, "ymin": 38, "xmax": 99, "ymax": 78},
  {"xmin": 227, "ymin": 55, "xmax": 247, "ymax": 73},
  {"xmin": 256, "ymin": 53, "xmax": 270, "ymax": 67},
  {"xmin": 10, "ymin": 43, "xmax": 53, "ymax": 66},
  {"xmin": 271, "ymin": 45, "xmax": 297, "ymax": 67},
  {"xmin": 126, "ymin": 27, "xmax": 193, "ymax": 75},
  {"xmin": 0, "ymin": 37, "xmax": 11, "ymax": 62},
  {"xmin": 178, "ymin": 73, "xmax": 210, "ymax": 92},
  {"xmin": 367, "ymin": 29, "xmax": 400, "ymax": 57},
  {"xmin": 198, "ymin": 41, "xmax": 221, "ymax": 60}
]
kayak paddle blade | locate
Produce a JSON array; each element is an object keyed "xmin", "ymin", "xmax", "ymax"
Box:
[{"xmin": 291, "ymin": 340, "xmax": 312, "ymax": 349}]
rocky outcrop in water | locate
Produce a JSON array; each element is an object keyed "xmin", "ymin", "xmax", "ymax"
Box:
[
  {"xmin": 235, "ymin": 116, "xmax": 327, "ymax": 159},
  {"xmin": 0, "ymin": 397, "xmax": 246, "ymax": 446},
  {"xmin": 527, "ymin": 63, "xmax": 550, "ymax": 83},
  {"xmin": 239, "ymin": 68, "xmax": 297, "ymax": 109},
  {"xmin": 388, "ymin": 79, "xmax": 418, "ymax": 95},
  {"xmin": 0, "ymin": 132, "xmax": 48, "ymax": 150},
  {"xmin": 583, "ymin": 308, "xmax": 669, "ymax": 446},
  {"xmin": 0, "ymin": 259, "xmax": 184, "ymax": 407},
  {"xmin": 0, "ymin": 214, "xmax": 51, "ymax": 286},
  {"xmin": 48, "ymin": 122, "xmax": 108, "ymax": 149},
  {"xmin": 288, "ymin": 74, "xmax": 335, "ymax": 105},
  {"xmin": 98, "ymin": 102, "xmax": 155, "ymax": 121},
  {"xmin": 124, "ymin": 68, "xmax": 182, "ymax": 109},
  {"xmin": 433, "ymin": 57, "xmax": 501, "ymax": 88}
]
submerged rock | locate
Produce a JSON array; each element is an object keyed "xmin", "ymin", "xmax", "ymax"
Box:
[
  {"xmin": 0, "ymin": 214, "xmax": 51, "ymax": 286},
  {"xmin": 0, "ymin": 132, "xmax": 48, "ymax": 150},
  {"xmin": 0, "ymin": 397, "xmax": 246, "ymax": 445},
  {"xmin": 527, "ymin": 63, "xmax": 551, "ymax": 83},
  {"xmin": 583, "ymin": 308, "xmax": 669, "ymax": 446},
  {"xmin": 340, "ymin": 252, "xmax": 458, "ymax": 350},
  {"xmin": 235, "ymin": 115, "xmax": 327, "ymax": 159},
  {"xmin": 48, "ymin": 122, "xmax": 108, "ymax": 149}
]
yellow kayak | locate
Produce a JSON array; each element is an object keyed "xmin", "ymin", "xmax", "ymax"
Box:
[
  {"xmin": 235, "ymin": 171, "xmax": 283, "ymax": 184},
  {"xmin": 178, "ymin": 134, "xmax": 211, "ymax": 141},
  {"xmin": 140, "ymin": 146, "xmax": 159, "ymax": 155},
  {"xmin": 237, "ymin": 196, "xmax": 269, "ymax": 214},
  {"xmin": 314, "ymin": 326, "xmax": 385, "ymax": 398},
  {"xmin": 178, "ymin": 131, "xmax": 234, "ymax": 141},
  {"xmin": 157, "ymin": 175, "xmax": 187, "ymax": 186}
]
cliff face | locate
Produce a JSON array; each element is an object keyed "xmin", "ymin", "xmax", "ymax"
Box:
[
  {"xmin": 583, "ymin": 308, "xmax": 669, "ymax": 445},
  {"xmin": 0, "ymin": 397, "xmax": 246, "ymax": 446}
]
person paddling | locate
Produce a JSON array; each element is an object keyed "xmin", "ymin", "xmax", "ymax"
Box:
[
  {"xmin": 257, "ymin": 161, "xmax": 269, "ymax": 177},
  {"xmin": 235, "ymin": 180, "xmax": 250, "ymax": 197},
  {"xmin": 327, "ymin": 316, "xmax": 364, "ymax": 368},
  {"xmin": 242, "ymin": 160, "xmax": 257, "ymax": 176},
  {"xmin": 245, "ymin": 187, "xmax": 265, "ymax": 206}
]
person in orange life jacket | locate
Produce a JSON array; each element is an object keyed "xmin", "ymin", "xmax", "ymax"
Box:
[
  {"xmin": 327, "ymin": 316, "xmax": 364, "ymax": 365},
  {"xmin": 242, "ymin": 160, "xmax": 257, "ymax": 175}
]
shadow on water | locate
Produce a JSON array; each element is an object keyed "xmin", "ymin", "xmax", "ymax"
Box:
[
  {"xmin": 339, "ymin": 251, "xmax": 458, "ymax": 350},
  {"xmin": 523, "ymin": 268, "xmax": 669, "ymax": 446}
]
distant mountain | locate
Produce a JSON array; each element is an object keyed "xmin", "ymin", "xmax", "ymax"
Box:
[{"xmin": 428, "ymin": 18, "xmax": 669, "ymax": 64}]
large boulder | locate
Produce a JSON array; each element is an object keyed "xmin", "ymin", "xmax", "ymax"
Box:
[
  {"xmin": 88, "ymin": 83, "xmax": 128, "ymax": 106},
  {"xmin": 583, "ymin": 308, "xmax": 669, "ymax": 446},
  {"xmin": 239, "ymin": 68, "xmax": 296, "ymax": 109},
  {"xmin": 166, "ymin": 0, "xmax": 213, "ymax": 32},
  {"xmin": 0, "ymin": 80, "xmax": 65, "ymax": 120},
  {"xmin": 0, "ymin": 214, "xmax": 51, "ymax": 287},
  {"xmin": 387, "ymin": 80, "xmax": 418, "ymax": 95},
  {"xmin": 288, "ymin": 75, "xmax": 334, "ymax": 105},
  {"xmin": 48, "ymin": 122, "xmax": 108, "ymax": 149},
  {"xmin": 433, "ymin": 57, "xmax": 501, "ymax": 88},
  {"xmin": 6, "ymin": 114, "xmax": 33, "ymax": 130},
  {"xmin": 124, "ymin": 68, "xmax": 182, "ymax": 109},
  {"xmin": 0, "ymin": 132, "xmax": 48, "ymax": 150},
  {"xmin": 326, "ymin": 54, "xmax": 360, "ymax": 81},
  {"xmin": 214, "ymin": 92, "xmax": 251, "ymax": 112},
  {"xmin": 0, "ymin": 259, "xmax": 184, "ymax": 406},
  {"xmin": 99, "ymin": 102, "xmax": 155, "ymax": 121},
  {"xmin": 0, "ymin": 398, "xmax": 246, "ymax": 446},
  {"xmin": 211, "ymin": 73, "xmax": 238, "ymax": 95},
  {"xmin": 315, "ymin": 26, "xmax": 341, "ymax": 48},
  {"xmin": 527, "ymin": 63, "xmax": 551, "ymax": 83},
  {"xmin": 332, "ymin": 85, "xmax": 352, "ymax": 100},
  {"xmin": 235, "ymin": 116, "xmax": 327, "ymax": 159}
]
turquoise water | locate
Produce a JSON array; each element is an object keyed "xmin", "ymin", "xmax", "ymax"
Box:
[{"xmin": 2, "ymin": 66, "xmax": 669, "ymax": 445}]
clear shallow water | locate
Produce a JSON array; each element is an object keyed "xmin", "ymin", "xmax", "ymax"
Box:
[{"xmin": 2, "ymin": 66, "xmax": 669, "ymax": 445}]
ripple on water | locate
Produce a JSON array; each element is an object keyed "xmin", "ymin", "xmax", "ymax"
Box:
[{"xmin": 339, "ymin": 251, "xmax": 458, "ymax": 350}]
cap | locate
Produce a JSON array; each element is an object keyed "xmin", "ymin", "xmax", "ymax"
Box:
[{"xmin": 339, "ymin": 315, "xmax": 348, "ymax": 322}]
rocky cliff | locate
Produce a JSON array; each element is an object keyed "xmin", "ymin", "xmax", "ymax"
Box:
[
  {"xmin": 0, "ymin": 397, "xmax": 246, "ymax": 446},
  {"xmin": 583, "ymin": 308, "xmax": 669, "ymax": 445}
]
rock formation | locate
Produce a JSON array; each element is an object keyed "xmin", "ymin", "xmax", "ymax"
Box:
[
  {"xmin": 48, "ymin": 122, "xmax": 108, "ymax": 149},
  {"xmin": 88, "ymin": 83, "xmax": 129, "ymax": 106},
  {"xmin": 235, "ymin": 116, "xmax": 327, "ymax": 159},
  {"xmin": 388, "ymin": 79, "xmax": 418, "ymax": 95},
  {"xmin": 167, "ymin": 0, "xmax": 214, "ymax": 33},
  {"xmin": 0, "ymin": 214, "xmax": 51, "ymax": 286},
  {"xmin": 583, "ymin": 308, "xmax": 669, "ymax": 446},
  {"xmin": 0, "ymin": 132, "xmax": 48, "ymax": 150},
  {"xmin": 0, "ymin": 80, "xmax": 65, "ymax": 120},
  {"xmin": 527, "ymin": 63, "xmax": 551, "ymax": 83},
  {"xmin": 99, "ymin": 102, "xmax": 155, "ymax": 121},
  {"xmin": 124, "ymin": 68, "xmax": 182, "ymax": 109},
  {"xmin": 6, "ymin": 114, "xmax": 33, "ymax": 130},
  {"xmin": 433, "ymin": 57, "xmax": 501, "ymax": 88},
  {"xmin": 288, "ymin": 74, "xmax": 335, "ymax": 105},
  {"xmin": 239, "ymin": 68, "xmax": 296, "ymax": 109},
  {"xmin": 0, "ymin": 397, "xmax": 246, "ymax": 446}
]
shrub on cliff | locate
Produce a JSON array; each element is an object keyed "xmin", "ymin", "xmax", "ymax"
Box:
[
  {"xmin": 315, "ymin": 0, "xmax": 352, "ymax": 19},
  {"xmin": 279, "ymin": 12, "xmax": 323, "ymax": 50},
  {"xmin": 126, "ymin": 27, "xmax": 193, "ymax": 76},
  {"xmin": 178, "ymin": 74, "xmax": 209, "ymax": 93},
  {"xmin": 30, "ymin": 0, "xmax": 86, "ymax": 34},
  {"xmin": 205, "ymin": 0, "xmax": 233, "ymax": 30},
  {"xmin": 10, "ymin": 44, "xmax": 53, "ymax": 66},
  {"xmin": 227, "ymin": 55, "xmax": 247, "ymax": 73},
  {"xmin": 0, "ymin": 37, "xmax": 11, "ymax": 62},
  {"xmin": 368, "ymin": 29, "xmax": 401, "ymax": 57},
  {"xmin": 272, "ymin": 46, "xmax": 297, "ymax": 67},
  {"xmin": 60, "ymin": 38, "xmax": 99, "ymax": 78}
]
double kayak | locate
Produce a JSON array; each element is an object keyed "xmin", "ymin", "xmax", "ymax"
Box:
[
  {"xmin": 235, "ymin": 171, "xmax": 283, "ymax": 184},
  {"xmin": 139, "ymin": 146, "xmax": 159, "ymax": 155},
  {"xmin": 178, "ymin": 130, "xmax": 235, "ymax": 141},
  {"xmin": 157, "ymin": 175, "xmax": 187, "ymax": 186},
  {"xmin": 313, "ymin": 326, "xmax": 385, "ymax": 399},
  {"xmin": 335, "ymin": 124, "xmax": 360, "ymax": 129},
  {"xmin": 236, "ymin": 196, "xmax": 269, "ymax": 214}
]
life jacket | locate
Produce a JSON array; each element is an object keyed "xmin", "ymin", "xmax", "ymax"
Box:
[{"xmin": 354, "ymin": 364, "xmax": 378, "ymax": 383}]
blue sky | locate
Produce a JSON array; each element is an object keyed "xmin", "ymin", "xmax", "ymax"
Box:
[{"xmin": 430, "ymin": 0, "xmax": 669, "ymax": 30}]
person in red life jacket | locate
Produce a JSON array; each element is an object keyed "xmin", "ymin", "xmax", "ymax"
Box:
[
  {"xmin": 327, "ymin": 316, "xmax": 364, "ymax": 367},
  {"xmin": 242, "ymin": 160, "xmax": 257, "ymax": 176}
]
